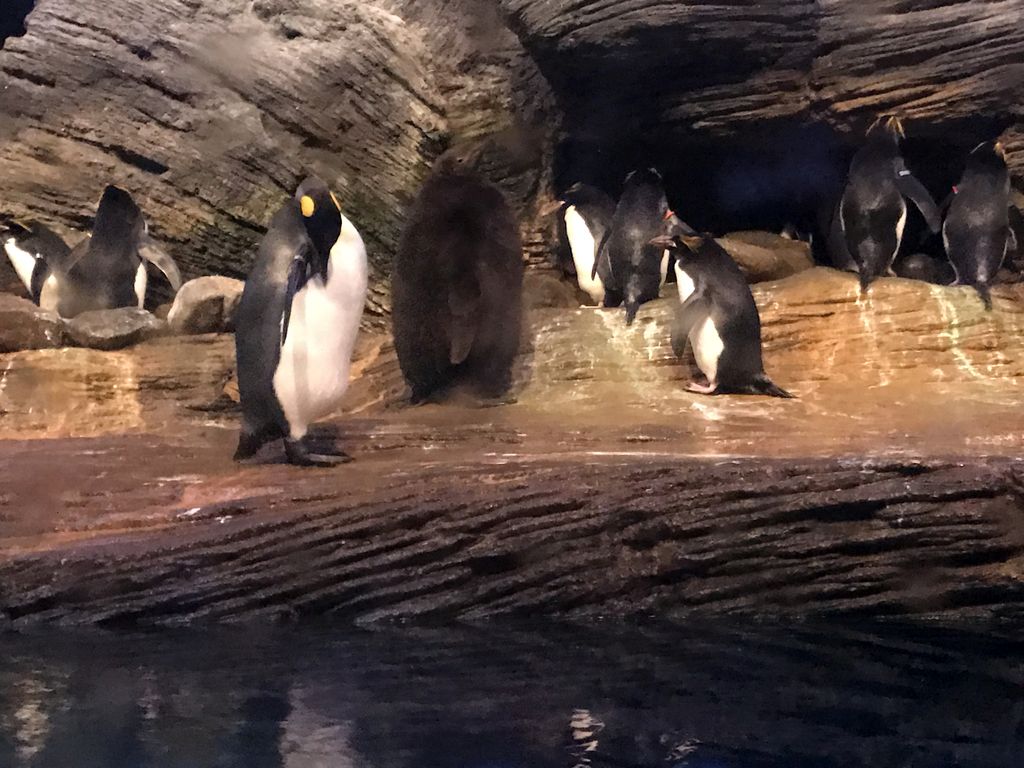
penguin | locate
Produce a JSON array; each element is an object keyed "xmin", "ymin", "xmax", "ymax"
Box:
[
  {"xmin": 233, "ymin": 176, "xmax": 368, "ymax": 466},
  {"xmin": 2, "ymin": 186, "xmax": 182, "ymax": 316},
  {"xmin": 551, "ymin": 182, "xmax": 615, "ymax": 305},
  {"xmin": 942, "ymin": 140, "xmax": 1013, "ymax": 310},
  {"xmin": 833, "ymin": 117, "xmax": 941, "ymax": 292},
  {"xmin": 602, "ymin": 168, "xmax": 672, "ymax": 323},
  {"xmin": 392, "ymin": 149, "xmax": 524, "ymax": 404},
  {"xmin": 649, "ymin": 231, "xmax": 792, "ymax": 398},
  {"xmin": 2, "ymin": 220, "xmax": 72, "ymax": 302}
]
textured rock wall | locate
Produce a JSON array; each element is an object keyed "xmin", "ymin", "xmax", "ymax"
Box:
[{"xmin": 0, "ymin": 0, "xmax": 554, "ymax": 319}]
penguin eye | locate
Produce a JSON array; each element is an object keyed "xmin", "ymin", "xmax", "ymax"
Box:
[{"xmin": 300, "ymin": 195, "xmax": 316, "ymax": 218}]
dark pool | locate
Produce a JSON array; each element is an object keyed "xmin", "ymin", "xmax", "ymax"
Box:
[{"xmin": 0, "ymin": 621, "xmax": 1020, "ymax": 768}]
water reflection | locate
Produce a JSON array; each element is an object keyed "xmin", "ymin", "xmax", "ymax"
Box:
[{"xmin": 0, "ymin": 622, "xmax": 1021, "ymax": 767}]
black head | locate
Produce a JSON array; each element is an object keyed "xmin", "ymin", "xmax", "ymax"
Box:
[
  {"xmin": 295, "ymin": 176, "xmax": 342, "ymax": 280},
  {"xmin": 623, "ymin": 167, "xmax": 663, "ymax": 188},
  {"xmin": 865, "ymin": 115, "xmax": 904, "ymax": 149},
  {"xmin": 965, "ymin": 140, "xmax": 1008, "ymax": 174},
  {"xmin": 649, "ymin": 232, "xmax": 705, "ymax": 255},
  {"xmin": 91, "ymin": 185, "xmax": 145, "ymax": 256}
]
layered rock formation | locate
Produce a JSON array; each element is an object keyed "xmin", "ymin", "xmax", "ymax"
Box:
[
  {"xmin": 2, "ymin": 271, "xmax": 1023, "ymax": 627},
  {"xmin": 2, "ymin": 1, "xmax": 1020, "ymax": 309}
]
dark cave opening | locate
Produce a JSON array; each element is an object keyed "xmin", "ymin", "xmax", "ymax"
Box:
[
  {"xmin": 553, "ymin": 117, "xmax": 1011, "ymax": 269},
  {"xmin": 0, "ymin": 0, "xmax": 35, "ymax": 48}
]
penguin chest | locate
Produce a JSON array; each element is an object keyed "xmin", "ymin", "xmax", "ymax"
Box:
[
  {"xmin": 564, "ymin": 206, "xmax": 605, "ymax": 304},
  {"xmin": 690, "ymin": 316, "xmax": 724, "ymax": 384},
  {"xmin": 4, "ymin": 238, "xmax": 37, "ymax": 295},
  {"xmin": 674, "ymin": 262, "xmax": 695, "ymax": 302},
  {"xmin": 272, "ymin": 236, "xmax": 368, "ymax": 437},
  {"xmin": 134, "ymin": 262, "xmax": 147, "ymax": 308}
]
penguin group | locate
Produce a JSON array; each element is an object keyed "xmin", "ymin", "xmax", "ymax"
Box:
[
  {"xmin": 4, "ymin": 115, "xmax": 1018, "ymax": 468},
  {"xmin": 4, "ymin": 185, "xmax": 181, "ymax": 317},
  {"xmin": 829, "ymin": 117, "xmax": 1016, "ymax": 310}
]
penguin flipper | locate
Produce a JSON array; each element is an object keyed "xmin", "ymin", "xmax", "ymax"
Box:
[
  {"xmin": 671, "ymin": 292, "xmax": 711, "ymax": 359},
  {"xmin": 281, "ymin": 252, "xmax": 312, "ymax": 346},
  {"xmin": 140, "ymin": 241, "xmax": 183, "ymax": 291},
  {"xmin": 895, "ymin": 167, "xmax": 941, "ymax": 233},
  {"xmin": 448, "ymin": 279, "xmax": 481, "ymax": 366}
]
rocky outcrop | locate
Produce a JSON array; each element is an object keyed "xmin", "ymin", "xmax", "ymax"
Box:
[
  {"xmin": 716, "ymin": 231, "xmax": 813, "ymax": 283},
  {"xmin": 64, "ymin": 308, "xmax": 166, "ymax": 350},
  {"xmin": 167, "ymin": 275, "xmax": 244, "ymax": 334},
  {"xmin": 0, "ymin": 294, "xmax": 64, "ymax": 351},
  {"xmin": 0, "ymin": 0, "xmax": 554, "ymax": 323},
  {"xmin": 1, "ymin": 270, "xmax": 1024, "ymax": 627}
]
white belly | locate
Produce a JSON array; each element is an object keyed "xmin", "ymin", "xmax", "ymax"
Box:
[
  {"xmin": 38, "ymin": 275, "xmax": 59, "ymax": 312},
  {"xmin": 675, "ymin": 262, "xmax": 695, "ymax": 302},
  {"xmin": 690, "ymin": 316, "xmax": 724, "ymax": 385},
  {"xmin": 565, "ymin": 206, "xmax": 605, "ymax": 304},
  {"xmin": 660, "ymin": 250, "xmax": 670, "ymax": 287},
  {"xmin": 893, "ymin": 199, "xmax": 907, "ymax": 264},
  {"xmin": 273, "ymin": 225, "xmax": 368, "ymax": 440},
  {"xmin": 4, "ymin": 238, "xmax": 37, "ymax": 295},
  {"xmin": 134, "ymin": 262, "xmax": 147, "ymax": 307}
]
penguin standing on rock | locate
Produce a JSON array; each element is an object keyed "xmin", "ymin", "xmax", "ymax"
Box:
[
  {"xmin": 3, "ymin": 186, "xmax": 181, "ymax": 316},
  {"xmin": 649, "ymin": 231, "xmax": 792, "ymax": 398},
  {"xmin": 392, "ymin": 148, "xmax": 524, "ymax": 404},
  {"xmin": 942, "ymin": 140, "xmax": 1013, "ymax": 310},
  {"xmin": 550, "ymin": 182, "xmax": 615, "ymax": 305},
  {"xmin": 603, "ymin": 168, "xmax": 671, "ymax": 323},
  {"xmin": 234, "ymin": 176, "xmax": 368, "ymax": 466},
  {"xmin": 832, "ymin": 117, "xmax": 941, "ymax": 292}
]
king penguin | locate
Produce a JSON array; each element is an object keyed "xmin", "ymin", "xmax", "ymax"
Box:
[
  {"xmin": 552, "ymin": 182, "xmax": 616, "ymax": 305},
  {"xmin": 650, "ymin": 231, "xmax": 792, "ymax": 398},
  {"xmin": 3, "ymin": 186, "xmax": 182, "ymax": 316},
  {"xmin": 833, "ymin": 117, "xmax": 941, "ymax": 292},
  {"xmin": 392, "ymin": 148, "xmax": 524, "ymax": 404},
  {"xmin": 603, "ymin": 168, "xmax": 671, "ymax": 323},
  {"xmin": 234, "ymin": 176, "xmax": 368, "ymax": 466},
  {"xmin": 942, "ymin": 140, "xmax": 1013, "ymax": 310}
]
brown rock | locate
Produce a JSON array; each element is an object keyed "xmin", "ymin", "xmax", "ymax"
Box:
[
  {"xmin": 167, "ymin": 276, "xmax": 245, "ymax": 334},
  {"xmin": 522, "ymin": 270, "xmax": 580, "ymax": 310},
  {"xmin": 715, "ymin": 231, "xmax": 814, "ymax": 283},
  {"xmin": 64, "ymin": 308, "xmax": 166, "ymax": 351},
  {"xmin": 0, "ymin": 294, "xmax": 64, "ymax": 351}
]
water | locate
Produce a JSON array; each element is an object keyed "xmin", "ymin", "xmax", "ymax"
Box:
[{"xmin": 0, "ymin": 621, "xmax": 1021, "ymax": 768}]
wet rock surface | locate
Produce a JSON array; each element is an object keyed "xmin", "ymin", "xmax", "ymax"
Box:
[
  {"xmin": 1, "ymin": 269, "xmax": 1023, "ymax": 626},
  {"xmin": 0, "ymin": 294, "xmax": 64, "ymax": 351},
  {"xmin": 63, "ymin": 307, "xmax": 166, "ymax": 350},
  {"xmin": 167, "ymin": 275, "xmax": 244, "ymax": 334}
]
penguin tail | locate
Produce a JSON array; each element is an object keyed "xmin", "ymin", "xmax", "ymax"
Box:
[
  {"xmin": 744, "ymin": 374, "xmax": 795, "ymax": 399},
  {"xmin": 976, "ymin": 282, "xmax": 993, "ymax": 311},
  {"xmin": 858, "ymin": 271, "xmax": 872, "ymax": 295}
]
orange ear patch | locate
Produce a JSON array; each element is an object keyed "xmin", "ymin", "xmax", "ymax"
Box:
[{"xmin": 300, "ymin": 195, "xmax": 316, "ymax": 217}]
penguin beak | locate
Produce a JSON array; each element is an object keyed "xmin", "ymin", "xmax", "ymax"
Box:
[
  {"xmin": 994, "ymin": 141, "xmax": 1006, "ymax": 159},
  {"xmin": 540, "ymin": 198, "xmax": 564, "ymax": 216},
  {"xmin": 648, "ymin": 235, "xmax": 676, "ymax": 250},
  {"xmin": 139, "ymin": 240, "xmax": 183, "ymax": 291}
]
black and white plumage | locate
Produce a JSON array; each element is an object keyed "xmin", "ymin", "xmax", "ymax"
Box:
[
  {"xmin": 942, "ymin": 140, "xmax": 1013, "ymax": 310},
  {"xmin": 3, "ymin": 186, "xmax": 181, "ymax": 316},
  {"xmin": 234, "ymin": 176, "xmax": 368, "ymax": 466},
  {"xmin": 392, "ymin": 151, "xmax": 524, "ymax": 404},
  {"xmin": 650, "ymin": 232, "xmax": 792, "ymax": 399},
  {"xmin": 831, "ymin": 118, "xmax": 941, "ymax": 292},
  {"xmin": 602, "ymin": 168, "xmax": 672, "ymax": 324},
  {"xmin": 555, "ymin": 182, "xmax": 615, "ymax": 305}
]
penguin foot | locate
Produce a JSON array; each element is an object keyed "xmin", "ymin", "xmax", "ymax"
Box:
[
  {"xmin": 685, "ymin": 380, "xmax": 718, "ymax": 395},
  {"xmin": 284, "ymin": 439, "xmax": 353, "ymax": 467}
]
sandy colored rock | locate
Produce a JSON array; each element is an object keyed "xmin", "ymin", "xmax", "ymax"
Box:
[
  {"xmin": 0, "ymin": 293, "xmax": 64, "ymax": 351},
  {"xmin": 64, "ymin": 308, "xmax": 166, "ymax": 351},
  {"xmin": 167, "ymin": 276, "xmax": 245, "ymax": 334},
  {"xmin": 715, "ymin": 231, "xmax": 814, "ymax": 283}
]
